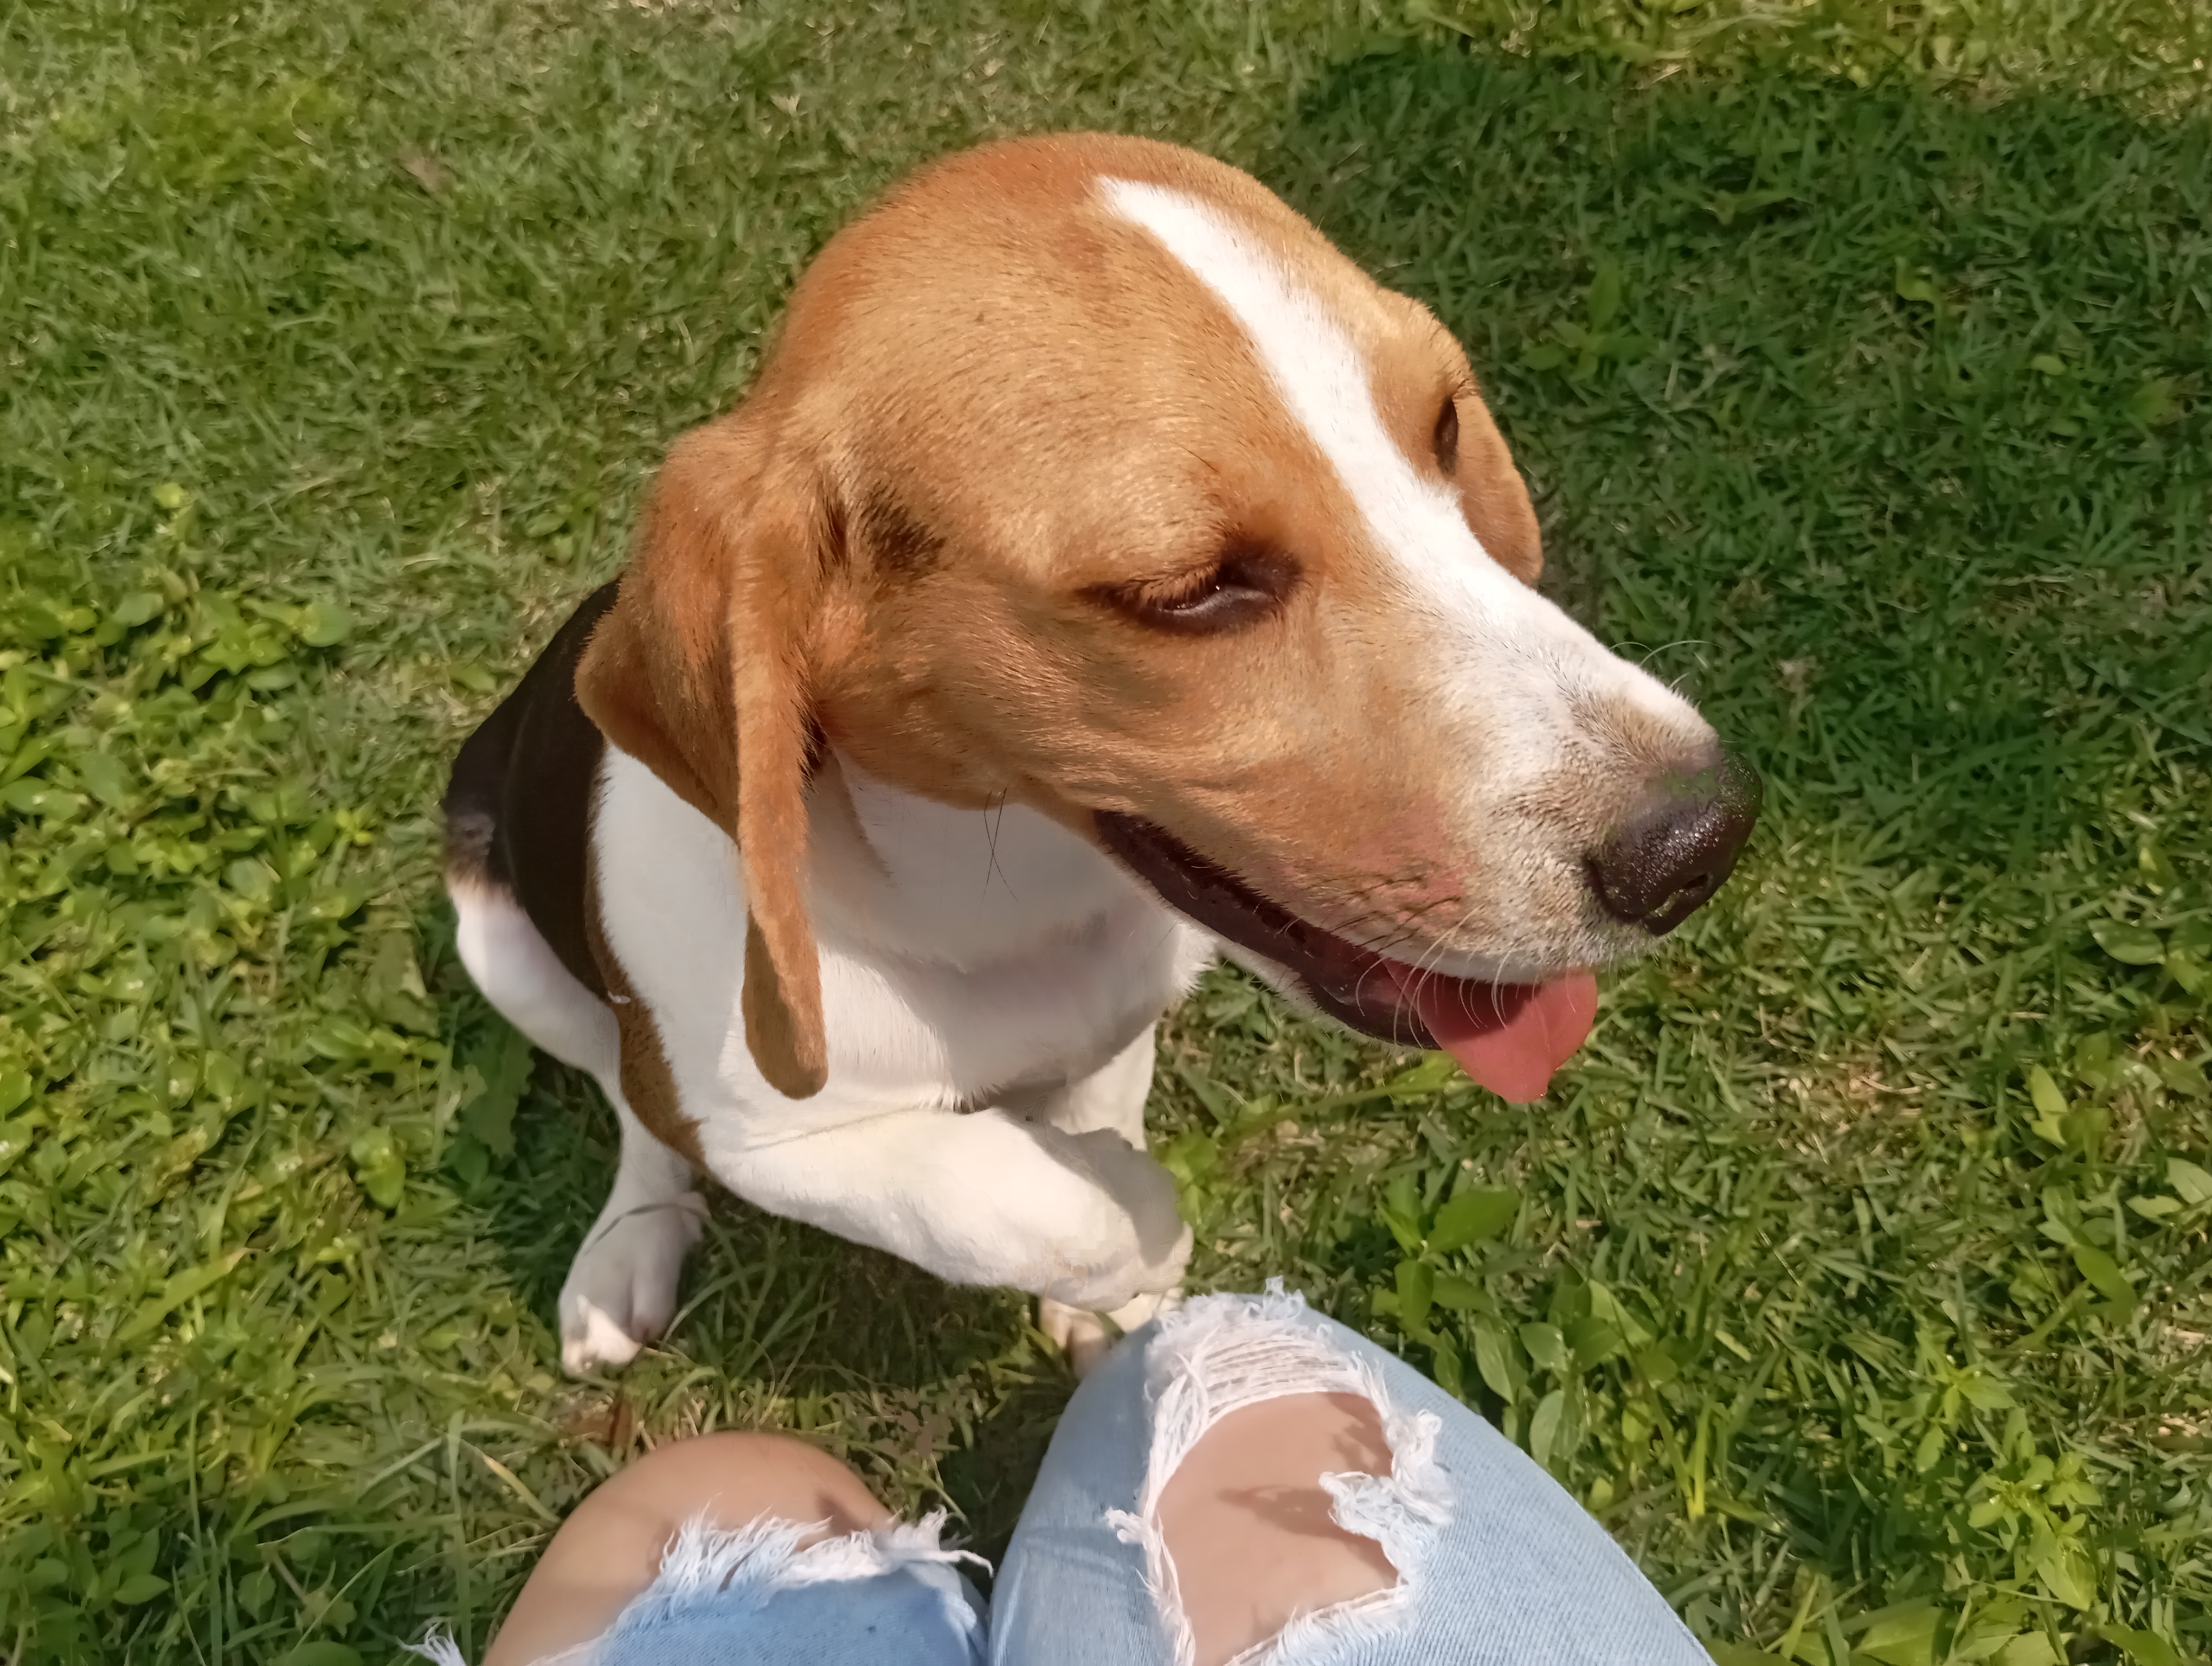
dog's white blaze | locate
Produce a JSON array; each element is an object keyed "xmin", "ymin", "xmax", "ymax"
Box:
[{"xmin": 1097, "ymin": 177, "xmax": 1701, "ymax": 746}]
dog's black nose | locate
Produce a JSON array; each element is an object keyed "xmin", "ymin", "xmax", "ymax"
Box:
[{"xmin": 1586, "ymin": 752, "xmax": 1762, "ymax": 935}]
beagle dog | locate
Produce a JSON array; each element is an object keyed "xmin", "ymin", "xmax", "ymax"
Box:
[{"xmin": 442, "ymin": 133, "xmax": 1759, "ymax": 1375}]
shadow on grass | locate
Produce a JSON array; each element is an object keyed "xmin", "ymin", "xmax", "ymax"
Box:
[
  {"xmin": 1223, "ymin": 41, "xmax": 2210, "ymax": 1642},
  {"xmin": 1261, "ymin": 41, "xmax": 2208, "ymax": 863}
]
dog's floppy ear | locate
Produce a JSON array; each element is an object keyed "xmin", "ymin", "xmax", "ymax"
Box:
[
  {"xmin": 1451, "ymin": 391, "xmax": 1544, "ymax": 586},
  {"xmin": 575, "ymin": 416, "xmax": 831, "ymax": 1100}
]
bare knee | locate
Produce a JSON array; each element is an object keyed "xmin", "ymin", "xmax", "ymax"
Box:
[
  {"xmin": 587, "ymin": 1431, "xmax": 889, "ymax": 1536},
  {"xmin": 1158, "ymin": 1393, "xmax": 1400, "ymax": 1666},
  {"xmin": 486, "ymin": 1433, "xmax": 889, "ymax": 1666}
]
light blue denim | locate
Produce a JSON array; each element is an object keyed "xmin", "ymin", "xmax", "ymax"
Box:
[{"xmin": 468, "ymin": 1287, "xmax": 1713, "ymax": 1666}]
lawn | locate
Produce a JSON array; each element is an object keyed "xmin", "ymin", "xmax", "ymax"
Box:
[{"xmin": 2, "ymin": 0, "xmax": 2210, "ymax": 1661}]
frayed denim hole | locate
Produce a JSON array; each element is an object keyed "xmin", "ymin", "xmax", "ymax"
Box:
[{"xmin": 1104, "ymin": 1282, "xmax": 1453, "ymax": 1666}]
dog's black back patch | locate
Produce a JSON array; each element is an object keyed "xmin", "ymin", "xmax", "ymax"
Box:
[{"xmin": 442, "ymin": 582, "xmax": 620, "ymax": 1000}]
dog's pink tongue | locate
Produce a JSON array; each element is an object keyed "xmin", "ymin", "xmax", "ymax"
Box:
[{"xmin": 1411, "ymin": 973, "xmax": 1599, "ymax": 1103}]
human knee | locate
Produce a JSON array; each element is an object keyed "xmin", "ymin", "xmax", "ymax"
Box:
[
  {"xmin": 484, "ymin": 1434, "xmax": 895, "ymax": 1666},
  {"xmin": 1107, "ymin": 1290, "xmax": 1452, "ymax": 1666},
  {"xmin": 1160, "ymin": 1394, "xmax": 1400, "ymax": 1666},
  {"xmin": 613, "ymin": 1431, "xmax": 892, "ymax": 1539}
]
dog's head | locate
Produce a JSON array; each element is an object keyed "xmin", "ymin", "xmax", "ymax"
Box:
[{"xmin": 577, "ymin": 134, "xmax": 1759, "ymax": 1101}]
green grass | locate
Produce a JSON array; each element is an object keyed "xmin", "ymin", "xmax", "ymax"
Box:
[{"xmin": 3, "ymin": 0, "xmax": 2210, "ymax": 1661}]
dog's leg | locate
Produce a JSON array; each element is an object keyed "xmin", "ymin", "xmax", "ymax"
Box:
[
  {"xmin": 450, "ymin": 878, "xmax": 619, "ymax": 1075},
  {"xmin": 1014, "ymin": 1022, "xmax": 1156, "ymax": 1146},
  {"xmin": 1004, "ymin": 1026, "xmax": 1181, "ymax": 1374},
  {"xmin": 558, "ymin": 1087, "xmax": 708, "ymax": 1376},
  {"xmin": 722, "ymin": 1100, "xmax": 1190, "ymax": 1317},
  {"xmin": 452, "ymin": 880, "xmax": 703, "ymax": 1375}
]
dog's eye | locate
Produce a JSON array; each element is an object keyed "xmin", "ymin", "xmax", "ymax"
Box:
[
  {"xmin": 1433, "ymin": 395, "xmax": 1460, "ymax": 474},
  {"xmin": 1094, "ymin": 546, "xmax": 1297, "ymax": 636}
]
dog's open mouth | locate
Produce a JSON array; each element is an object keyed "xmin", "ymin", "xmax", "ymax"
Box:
[{"xmin": 1096, "ymin": 813, "xmax": 1598, "ymax": 1103}]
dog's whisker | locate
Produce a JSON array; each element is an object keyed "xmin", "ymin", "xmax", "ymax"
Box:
[{"xmin": 981, "ymin": 790, "xmax": 1022, "ymax": 904}]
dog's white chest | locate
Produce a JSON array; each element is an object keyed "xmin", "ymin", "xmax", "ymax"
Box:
[{"xmin": 591, "ymin": 746, "xmax": 1213, "ymax": 1151}]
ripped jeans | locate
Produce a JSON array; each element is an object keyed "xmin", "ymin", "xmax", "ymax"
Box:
[{"xmin": 492, "ymin": 1287, "xmax": 1712, "ymax": 1666}]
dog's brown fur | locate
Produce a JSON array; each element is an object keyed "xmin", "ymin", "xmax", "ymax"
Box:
[{"xmin": 575, "ymin": 134, "xmax": 1640, "ymax": 1100}]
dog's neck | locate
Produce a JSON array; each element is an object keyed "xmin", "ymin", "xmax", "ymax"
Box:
[{"xmin": 803, "ymin": 750, "xmax": 1159, "ymax": 972}]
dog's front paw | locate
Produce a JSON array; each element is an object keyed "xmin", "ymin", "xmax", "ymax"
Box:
[
  {"xmin": 1062, "ymin": 1129, "xmax": 1191, "ymax": 1260},
  {"xmin": 1037, "ymin": 1218, "xmax": 1192, "ymax": 1314},
  {"xmin": 558, "ymin": 1191, "xmax": 708, "ymax": 1375},
  {"xmin": 1029, "ymin": 1129, "xmax": 1192, "ymax": 1310},
  {"xmin": 1131, "ymin": 1220, "xmax": 1194, "ymax": 1297}
]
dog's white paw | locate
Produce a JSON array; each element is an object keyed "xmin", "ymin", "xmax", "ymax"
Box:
[
  {"xmin": 1045, "ymin": 1129, "xmax": 1193, "ymax": 1300},
  {"xmin": 1037, "ymin": 1286, "xmax": 1183, "ymax": 1378},
  {"xmin": 1038, "ymin": 1214, "xmax": 1193, "ymax": 1313},
  {"xmin": 1133, "ymin": 1220, "xmax": 1194, "ymax": 1297},
  {"xmin": 558, "ymin": 1191, "xmax": 708, "ymax": 1376}
]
